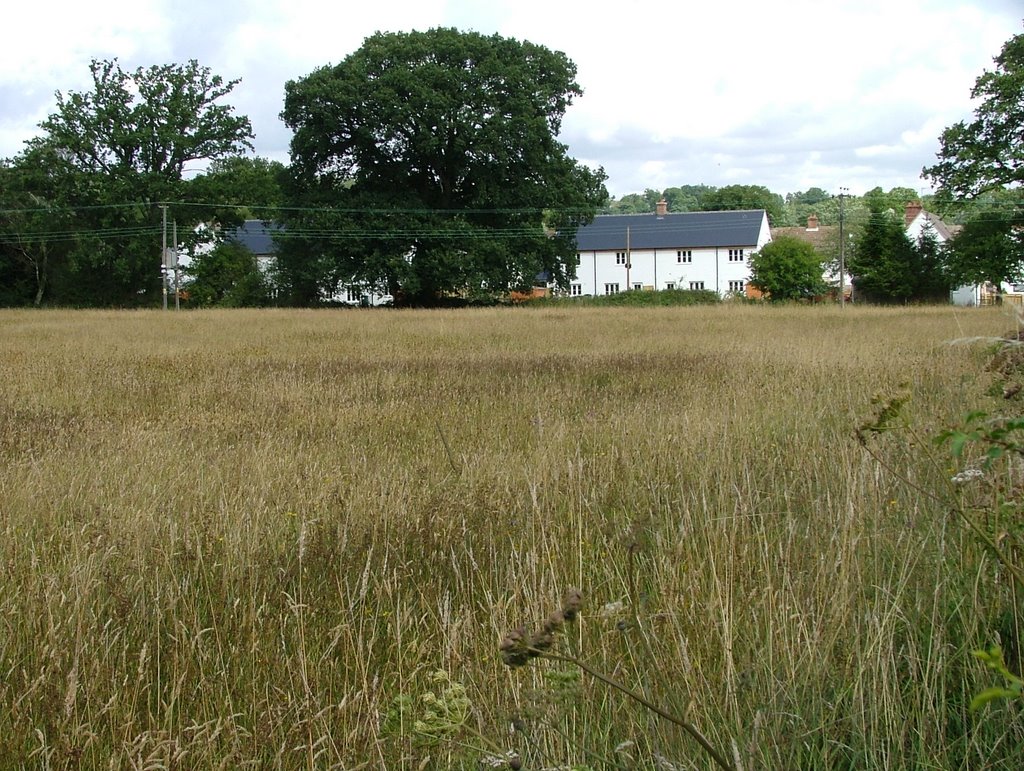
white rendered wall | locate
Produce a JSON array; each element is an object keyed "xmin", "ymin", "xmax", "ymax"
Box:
[{"xmin": 570, "ymin": 246, "xmax": 754, "ymax": 295}]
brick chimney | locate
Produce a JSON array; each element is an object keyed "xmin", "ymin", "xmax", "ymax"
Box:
[
  {"xmin": 904, "ymin": 201, "xmax": 923, "ymax": 227},
  {"xmin": 806, "ymin": 214, "xmax": 819, "ymax": 231},
  {"xmin": 656, "ymin": 198, "xmax": 668, "ymax": 218}
]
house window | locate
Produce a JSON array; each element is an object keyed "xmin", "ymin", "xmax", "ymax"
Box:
[
  {"xmin": 632, "ymin": 283, "xmax": 642, "ymax": 291},
  {"xmin": 666, "ymin": 282, "xmax": 676, "ymax": 290},
  {"xmin": 677, "ymin": 250, "xmax": 692, "ymax": 263},
  {"xmin": 570, "ymin": 284, "xmax": 582, "ymax": 296},
  {"xmin": 728, "ymin": 248, "xmax": 745, "ymax": 262},
  {"xmin": 615, "ymin": 252, "xmax": 628, "ymax": 265},
  {"xmin": 576, "ymin": 253, "xmax": 581, "ymax": 265},
  {"xmin": 689, "ymin": 281, "xmax": 705, "ymax": 290},
  {"xmin": 728, "ymin": 280, "xmax": 745, "ymax": 293},
  {"xmin": 346, "ymin": 286, "xmax": 362, "ymax": 302},
  {"xmin": 604, "ymin": 283, "xmax": 620, "ymax": 295}
]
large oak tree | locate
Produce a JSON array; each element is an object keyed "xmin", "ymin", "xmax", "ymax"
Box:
[
  {"xmin": 945, "ymin": 209, "xmax": 1024, "ymax": 293},
  {"xmin": 0, "ymin": 59, "xmax": 253, "ymax": 306},
  {"xmin": 278, "ymin": 28, "xmax": 607, "ymax": 305},
  {"xmin": 924, "ymin": 31, "xmax": 1024, "ymax": 199}
]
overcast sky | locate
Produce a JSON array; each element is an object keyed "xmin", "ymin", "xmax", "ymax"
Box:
[{"xmin": 2, "ymin": 1, "xmax": 1020, "ymax": 198}]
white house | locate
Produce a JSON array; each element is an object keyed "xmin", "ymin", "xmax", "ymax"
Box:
[
  {"xmin": 569, "ymin": 200, "xmax": 772, "ymax": 297},
  {"xmin": 901, "ymin": 201, "xmax": 1015, "ymax": 306},
  {"xmin": 903, "ymin": 200, "xmax": 964, "ymax": 296},
  {"xmin": 225, "ymin": 220, "xmax": 393, "ymax": 306},
  {"xmin": 225, "ymin": 219, "xmax": 281, "ymax": 274}
]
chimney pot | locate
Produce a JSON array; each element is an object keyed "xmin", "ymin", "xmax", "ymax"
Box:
[
  {"xmin": 807, "ymin": 214, "xmax": 819, "ymax": 231},
  {"xmin": 656, "ymin": 198, "xmax": 668, "ymax": 217},
  {"xmin": 905, "ymin": 201, "xmax": 923, "ymax": 227}
]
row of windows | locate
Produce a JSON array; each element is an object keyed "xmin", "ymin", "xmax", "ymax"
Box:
[
  {"xmin": 576, "ymin": 249, "xmax": 746, "ymax": 265},
  {"xmin": 572, "ymin": 280, "xmax": 745, "ymax": 295}
]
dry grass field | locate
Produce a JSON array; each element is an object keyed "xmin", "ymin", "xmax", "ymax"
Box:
[{"xmin": 1, "ymin": 304, "xmax": 1022, "ymax": 769}]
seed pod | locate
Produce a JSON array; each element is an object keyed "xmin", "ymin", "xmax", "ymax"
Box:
[
  {"xmin": 542, "ymin": 610, "xmax": 565, "ymax": 634},
  {"xmin": 528, "ymin": 627, "xmax": 555, "ymax": 655},
  {"xmin": 562, "ymin": 588, "xmax": 583, "ymax": 621},
  {"xmin": 499, "ymin": 627, "xmax": 531, "ymax": 667}
]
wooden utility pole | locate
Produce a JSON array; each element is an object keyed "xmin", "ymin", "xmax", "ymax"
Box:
[
  {"xmin": 160, "ymin": 204, "xmax": 168, "ymax": 310},
  {"xmin": 838, "ymin": 188, "xmax": 848, "ymax": 307},
  {"xmin": 173, "ymin": 220, "xmax": 180, "ymax": 310}
]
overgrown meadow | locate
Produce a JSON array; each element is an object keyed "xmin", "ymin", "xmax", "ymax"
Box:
[{"xmin": 2, "ymin": 305, "xmax": 1022, "ymax": 769}]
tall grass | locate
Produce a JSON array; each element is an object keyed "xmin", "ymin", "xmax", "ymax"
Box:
[{"xmin": 0, "ymin": 304, "xmax": 1020, "ymax": 768}]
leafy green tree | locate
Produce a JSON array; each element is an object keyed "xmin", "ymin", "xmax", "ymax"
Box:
[
  {"xmin": 184, "ymin": 240, "xmax": 271, "ymax": 307},
  {"xmin": 924, "ymin": 31, "xmax": 1024, "ymax": 199},
  {"xmin": 178, "ymin": 156, "xmax": 287, "ymax": 271},
  {"xmin": 748, "ymin": 235, "xmax": 828, "ymax": 301},
  {"xmin": 785, "ymin": 193, "xmax": 867, "ymax": 229},
  {"xmin": 40, "ymin": 59, "xmax": 253, "ymax": 180},
  {"xmin": 863, "ymin": 186, "xmax": 920, "ymax": 217},
  {"xmin": 6, "ymin": 58, "xmax": 253, "ymax": 306},
  {"xmin": 700, "ymin": 184, "xmax": 784, "ymax": 225},
  {"xmin": 0, "ymin": 148, "xmax": 77, "ymax": 306},
  {"xmin": 946, "ymin": 209, "xmax": 1024, "ymax": 293},
  {"xmin": 603, "ymin": 193, "xmax": 650, "ymax": 214},
  {"xmin": 662, "ymin": 185, "xmax": 717, "ymax": 213},
  {"xmin": 186, "ymin": 156, "xmax": 286, "ymax": 223},
  {"xmin": 662, "ymin": 186, "xmax": 700, "ymax": 213},
  {"xmin": 641, "ymin": 188, "xmax": 664, "ymax": 210},
  {"xmin": 279, "ymin": 28, "xmax": 607, "ymax": 305},
  {"xmin": 786, "ymin": 187, "xmax": 831, "ymax": 206},
  {"xmin": 781, "ymin": 187, "xmax": 833, "ymax": 228}
]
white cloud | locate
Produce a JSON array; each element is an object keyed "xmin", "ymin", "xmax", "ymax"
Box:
[
  {"xmin": 2, "ymin": 1, "xmax": 169, "ymax": 84},
  {"xmin": 0, "ymin": 0, "xmax": 1019, "ymax": 197}
]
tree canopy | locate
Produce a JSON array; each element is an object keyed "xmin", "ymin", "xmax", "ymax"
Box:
[
  {"xmin": 786, "ymin": 187, "xmax": 831, "ymax": 206},
  {"xmin": 699, "ymin": 184, "xmax": 785, "ymax": 225},
  {"xmin": 278, "ymin": 28, "xmax": 607, "ymax": 305},
  {"xmin": 38, "ymin": 59, "xmax": 253, "ymax": 181},
  {"xmin": 601, "ymin": 185, "xmax": 715, "ymax": 215},
  {"xmin": 861, "ymin": 186, "xmax": 920, "ymax": 216},
  {"xmin": 748, "ymin": 236, "xmax": 828, "ymax": 301},
  {"xmin": 184, "ymin": 239, "xmax": 272, "ymax": 307},
  {"xmin": 924, "ymin": 31, "xmax": 1024, "ymax": 199},
  {"xmin": 0, "ymin": 58, "xmax": 254, "ymax": 306},
  {"xmin": 945, "ymin": 209, "xmax": 1024, "ymax": 291}
]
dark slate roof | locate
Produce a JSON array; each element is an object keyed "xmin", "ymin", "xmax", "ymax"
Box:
[
  {"xmin": 575, "ymin": 210, "xmax": 766, "ymax": 251},
  {"xmin": 226, "ymin": 220, "xmax": 281, "ymax": 255}
]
